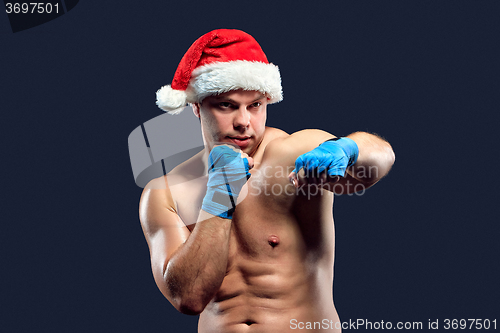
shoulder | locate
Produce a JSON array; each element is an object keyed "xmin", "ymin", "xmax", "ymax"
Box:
[
  {"xmin": 165, "ymin": 149, "xmax": 206, "ymax": 187},
  {"xmin": 140, "ymin": 149, "xmax": 203, "ymax": 203},
  {"xmin": 261, "ymin": 126, "xmax": 289, "ymax": 145},
  {"xmin": 258, "ymin": 127, "xmax": 289, "ymax": 150},
  {"xmin": 141, "ymin": 148, "xmax": 203, "ymax": 209},
  {"xmin": 264, "ymin": 126, "xmax": 289, "ymax": 138},
  {"xmin": 139, "ymin": 176, "xmax": 176, "ymax": 233},
  {"xmin": 140, "ymin": 176, "xmax": 175, "ymax": 210}
]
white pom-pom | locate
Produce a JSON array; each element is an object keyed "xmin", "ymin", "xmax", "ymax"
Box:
[{"xmin": 155, "ymin": 85, "xmax": 188, "ymax": 115}]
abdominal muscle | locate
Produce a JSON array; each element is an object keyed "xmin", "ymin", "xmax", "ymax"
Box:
[
  {"xmin": 199, "ymin": 265, "xmax": 340, "ymax": 332},
  {"xmin": 198, "ymin": 198, "xmax": 341, "ymax": 333}
]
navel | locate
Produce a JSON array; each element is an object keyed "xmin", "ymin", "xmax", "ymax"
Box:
[{"xmin": 268, "ymin": 235, "xmax": 280, "ymax": 248}]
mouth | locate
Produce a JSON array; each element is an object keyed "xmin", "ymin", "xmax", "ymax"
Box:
[{"xmin": 227, "ymin": 136, "xmax": 251, "ymax": 148}]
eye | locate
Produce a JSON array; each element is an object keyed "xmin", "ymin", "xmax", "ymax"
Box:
[
  {"xmin": 250, "ymin": 102, "xmax": 261, "ymax": 108},
  {"xmin": 219, "ymin": 102, "xmax": 233, "ymax": 109}
]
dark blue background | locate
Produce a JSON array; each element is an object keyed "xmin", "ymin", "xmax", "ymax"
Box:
[{"xmin": 1, "ymin": 1, "xmax": 499, "ymax": 332}]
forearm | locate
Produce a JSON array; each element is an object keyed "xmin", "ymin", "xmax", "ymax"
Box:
[
  {"xmin": 164, "ymin": 213, "xmax": 231, "ymax": 315},
  {"xmin": 157, "ymin": 145, "xmax": 250, "ymax": 314},
  {"xmin": 346, "ymin": 132, "xmax": 395, "ymax": 185}
]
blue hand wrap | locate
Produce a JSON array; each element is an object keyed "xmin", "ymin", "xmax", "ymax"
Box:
[
  {"xmin": 292, "ymin": 137, "xmax": 359, "ymax": 178},
  {"xmin": 202, "ymin": 145, "xmax": 251, "ymax": 219}
]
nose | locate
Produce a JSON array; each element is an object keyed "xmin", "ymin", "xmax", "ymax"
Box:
[{"xmin": 233, "ymin": 107, "xmax": 250, "ymax": 129}]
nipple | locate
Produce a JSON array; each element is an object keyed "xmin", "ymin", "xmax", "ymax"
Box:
[{"xmin": 268, "ymin": 235, "xmax": 280, "ymax": 248}]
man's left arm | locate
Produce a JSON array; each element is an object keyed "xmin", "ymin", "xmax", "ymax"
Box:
[{"xmin": 287, "ymin": 130, "xmax": 395, "ymax": 194}]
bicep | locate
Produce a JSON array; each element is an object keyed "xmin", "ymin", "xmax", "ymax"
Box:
[{"xmin": 139, "ymin": 179, "xmax": 191, "ymax": 292}]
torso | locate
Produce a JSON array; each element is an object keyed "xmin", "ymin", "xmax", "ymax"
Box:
[{"xmin": 169, "ymin": 127, "xmax": 341, "ymax": 332}]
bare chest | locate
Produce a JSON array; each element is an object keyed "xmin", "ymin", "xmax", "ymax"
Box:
[{"xmin": 170, "ymin": 164, "xmax": 334, "ymax": 260}]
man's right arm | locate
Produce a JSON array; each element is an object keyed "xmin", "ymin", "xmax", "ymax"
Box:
[{"xmin": 139, "ymin": 177, "xmax": 232, "ymax": 315}]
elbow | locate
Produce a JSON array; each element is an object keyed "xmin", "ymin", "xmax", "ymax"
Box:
[
  {"xmin": 163, "ymin": 273, "xmax": 207, "ymax": 315},
  {"xmin": 175, "ymin": 298, "xmax": 206, "ymax": 315},
  {"xmin": 386, "ymin": 143, "xmax": 396, "ymax": 170},
  {"xmin": 177, "ymin": 301, "xmax": 205, "ymax": 316},
  {"xmin": 378, "ymin": 145, "xmax": 395, "ymax": 180},
  {"xmin": 363, "ymin": 143, "xmax": 395, "ymax": 184},
  {"xmin": 376, "ymin": 140, "xmax": 395, "ymax": 175},
  {"xmin": 161, "ymin": 259, "xmax": 214, "ymax": 315}
]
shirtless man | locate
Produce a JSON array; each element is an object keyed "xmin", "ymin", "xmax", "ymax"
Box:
[{"xmin": 139, "ymin": 29, "xmax": 395, "ymax": 332}]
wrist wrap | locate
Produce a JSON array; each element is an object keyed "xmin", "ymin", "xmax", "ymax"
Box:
[
  {"xmin": 323, "ymin": 137, "xmax": 359, "ymax": 167},
  {"xmin": 201, "ymin": 146, "xmax": 251, "ymax": 219},
  {"xmin": 292, "ymin": 137, "xmax": 359, "ymax": 178}
]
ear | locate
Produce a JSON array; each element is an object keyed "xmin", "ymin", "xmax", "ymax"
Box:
[{"xmin": 192, "ymin": 103, "xmax": 201, "ymax": 118}]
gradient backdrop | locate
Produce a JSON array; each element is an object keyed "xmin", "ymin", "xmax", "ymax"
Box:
[{"xmin": 1, "ymin": 1, "xmax": 499, "ymax": 332}]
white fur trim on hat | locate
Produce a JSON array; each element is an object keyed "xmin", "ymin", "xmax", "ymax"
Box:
[
  {"xmin": 185, "ymin": 60, "xmax": 283, "ymax": 105},
  {"xmin": 156, "ymin": 85, "xmax": 188, "ymax": 115}
]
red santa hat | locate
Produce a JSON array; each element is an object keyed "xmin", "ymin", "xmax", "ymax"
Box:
[{"xmin": 156, "ymin": 29, "xmax": 283, "ymax": 114}]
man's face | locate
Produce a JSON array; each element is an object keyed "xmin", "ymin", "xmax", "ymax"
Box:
[{"xmin": 194, "ymin": 90, "xmax": 268, "ymax": 156}]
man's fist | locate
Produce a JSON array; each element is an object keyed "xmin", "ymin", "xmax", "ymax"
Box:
[
  {"xmin": 289, "ymin": 137, "xmax": 358, "ymax": 187},
  {"xmin": 202, "ymin": 144, "xmax": 253, "ymax": 219}
]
